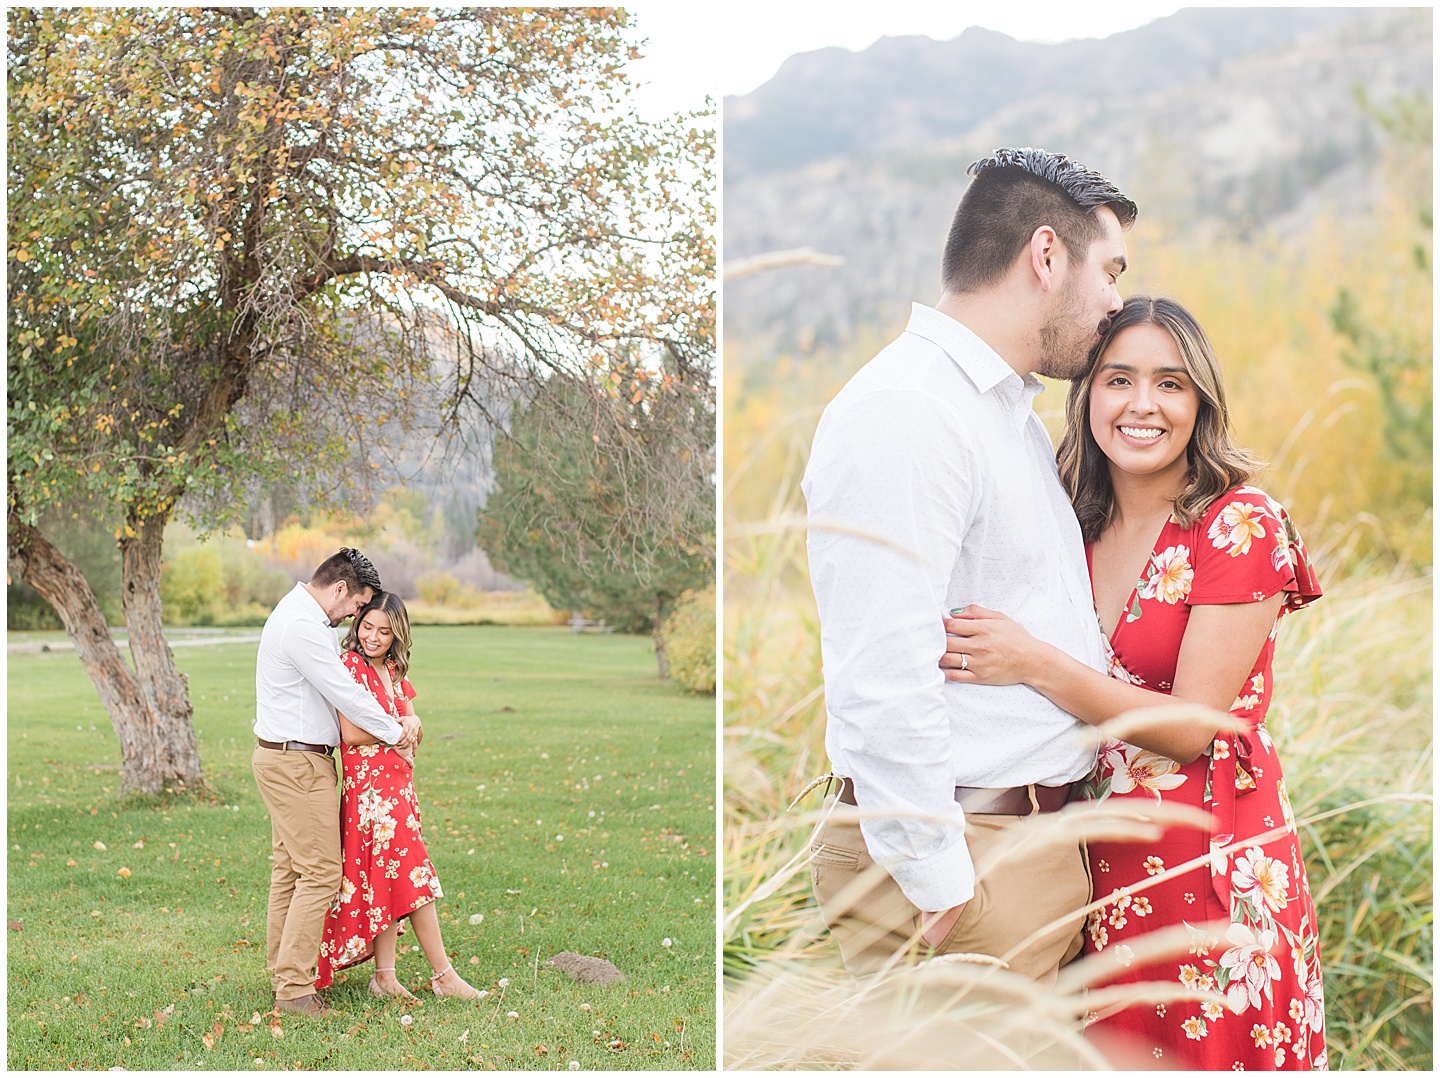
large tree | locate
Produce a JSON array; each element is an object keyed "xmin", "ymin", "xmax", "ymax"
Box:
[{"xmin": 8, "ymin": 7, "xmax": 714, "ymax": 795}]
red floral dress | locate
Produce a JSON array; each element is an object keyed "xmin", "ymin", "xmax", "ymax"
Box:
[
  {"xmin": 315, "ymin": 652, "xmax": 443, "ymax": 990},
  {"xmin": 1081, "ymin": 487, "xmax": 1327, "ymax": 1070}
]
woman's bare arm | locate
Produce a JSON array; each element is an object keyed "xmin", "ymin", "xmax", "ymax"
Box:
[
  {"xmin": 941, "ymin": 593, "xmax": 1283, "ymax": 764},
  {"xmin": 337, "ymin": 710, "xmax": 382, "ymax": 747}
]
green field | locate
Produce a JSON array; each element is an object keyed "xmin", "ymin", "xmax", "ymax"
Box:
[{"xmin": 8, "ymin": 626, "xmax": 716, "ymax": 1070}]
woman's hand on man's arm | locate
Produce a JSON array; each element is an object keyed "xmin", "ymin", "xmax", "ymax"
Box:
[
  {"xmin": 338, "ymin": 708, "xmax": 417, "ymax": 766},
  {"xmin": 939, "ymin": 605, "xmax": 1048, "ymax": 686},
  {"xmin": 937, "ymin": 595, "xmax": 1283, "ymax": 764}
]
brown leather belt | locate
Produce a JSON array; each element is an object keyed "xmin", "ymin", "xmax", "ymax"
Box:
[
  {"xmin": 257, "ymin": 738, "xmax": 334, "ymax": 756},
  {"xmin": 836, "ymin": 775, "xmax": 1075, "ymax": 815}
]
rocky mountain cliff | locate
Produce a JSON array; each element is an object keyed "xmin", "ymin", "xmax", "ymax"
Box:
[{"xmin": 724, "ymin": 7, "xmax": 1431, "ymax": 352}]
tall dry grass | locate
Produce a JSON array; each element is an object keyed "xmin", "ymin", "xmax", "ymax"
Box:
[{"xmin": 722, "ymin": 472, "xmax": 1432, "ymax": 1067}]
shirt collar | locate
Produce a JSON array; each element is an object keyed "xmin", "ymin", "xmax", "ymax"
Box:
[
  {"xmin": 294, "ymin": 581, "xmax": 330, "ymax": 624},
  {"xmin": 904, "ymin": 303, "xmax": 1047, "ymax": 424}
]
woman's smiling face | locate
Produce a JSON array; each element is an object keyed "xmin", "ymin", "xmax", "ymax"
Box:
[
  {"xmin": 1088, "ymin": 322, "xmax": 1199, "ymax": 487},
  {"xmin": 357, "ymin": 608, "xmax": 395, "ymax": 660}
]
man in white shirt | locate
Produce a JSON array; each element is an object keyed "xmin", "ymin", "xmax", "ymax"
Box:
[
  {"xmin": 252, "ymin": 547, "xmax": 421, "ymax": 1014},
  {"xmin": 803, "ymin": 148, "xmax": 1136, "ymax": 981}
]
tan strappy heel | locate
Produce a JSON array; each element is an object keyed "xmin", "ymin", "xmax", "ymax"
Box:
[
  {"xmin": 369, "ymin": 966, "xmax": 419, "ymax": 1001},
  {"xmin": 429, "ymin": 963, "xmax": 481, "ymax": 1000}
]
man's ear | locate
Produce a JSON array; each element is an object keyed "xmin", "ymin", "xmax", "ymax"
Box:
[{"xmin": 1029, "ymin": 225, "xmax": 1061, "ymax": 292}]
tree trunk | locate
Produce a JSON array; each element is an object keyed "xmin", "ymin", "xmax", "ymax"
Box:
[
  {"xmin": 653, "ymin": 594, "xmax": 670, "ymax": 680},
  {"xmin": 8, "ymin": 512, "xmax": 205, "ymax": 796},
  {"xmin": 119, "ymin": 514, "xmax": 205, "ymax": 792}
]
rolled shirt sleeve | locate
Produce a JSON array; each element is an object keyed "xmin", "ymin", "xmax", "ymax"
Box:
[
  {"xmin": 806, "ymin": 387, "xmax": 978, "ymax": 912},
  {"xmin": 283, "ymin": 620, "xmax": 405, "ymax": 744}
]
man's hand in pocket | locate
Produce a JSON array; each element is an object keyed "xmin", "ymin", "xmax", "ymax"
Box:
[{"xmin": 919, "ymin": 902, "xmax": 968, "ymax": 948}]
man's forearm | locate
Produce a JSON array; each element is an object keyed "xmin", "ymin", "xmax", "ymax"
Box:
[{"xmin": 345, "ymin": 698, "xmax": 404, "ymax": 744}]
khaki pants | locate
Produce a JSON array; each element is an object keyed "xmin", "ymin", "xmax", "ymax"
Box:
[
  {"xmin": 810, "ymin": 797, "xmax": 1090, "ymax": 983},
  {"xmin": 251, "ymin": 745, "xmax": 342, "ymax": 1001}
]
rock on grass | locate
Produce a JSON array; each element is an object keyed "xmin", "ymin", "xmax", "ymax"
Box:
[{"xmin": 541, "ymin": 952, "xmax": 627, "ymax": 987}]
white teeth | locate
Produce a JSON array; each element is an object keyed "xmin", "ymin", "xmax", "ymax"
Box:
[{"xmin": 1120, "ymin": 426, "xmax": 1163, "ymax": 439}]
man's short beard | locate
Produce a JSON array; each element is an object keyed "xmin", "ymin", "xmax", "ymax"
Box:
[{"xmin": 1035, "ymin": 279, "xmax": 1100, "ymax": 381}]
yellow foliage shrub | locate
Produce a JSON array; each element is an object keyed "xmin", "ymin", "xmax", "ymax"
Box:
[
  {"xmin": 416, "ymin": 571, "xmax": 461, "ymax": 606},
  {"xmin": 661, "ymin": 583, "xmax": 716, "ymax": 694}
]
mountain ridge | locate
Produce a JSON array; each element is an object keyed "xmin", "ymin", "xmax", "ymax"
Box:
[{"xmin": 724, "ymin": 7, "xmax": 1431, "ymax": 352}]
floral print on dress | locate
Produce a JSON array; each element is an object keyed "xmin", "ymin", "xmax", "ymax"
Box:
[
  {"xmin": 1208, "ymin": 498, "xmax": 1271, "ymax": 557},
  {"xmin": 315, "ymin": 652, "xmax": 444, "ymax": 990},
  {"xmin": 1233, "ymin": 672, "xmax": 1265, "ymax": 712},
  {"xmin": 1232, "ymin": 847, "xmax": 1290, "ymax": 913},
  {"xmin": 1215, "ymin": 922, "xmax": 1282, "ymax": 1014},
  {"xmin": 1138, "ymin": 544, "xmax": 1194, "ymax": 605},
  {"xmin": 1082, "ymin": 487, "xmax": 1326, "ymax": 1070},
  {"xmin": 1101, "ymin": 742, "xmax": 1187, "ymax": 801}
]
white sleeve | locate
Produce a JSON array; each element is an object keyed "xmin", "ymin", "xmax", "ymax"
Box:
[
  {"xmin": 805, "ymin": 388, "xmax": 978, "ymax": 911},
  {"xmin": 284, "ymin": 621, "xmax": 405, "ymax": 744}
]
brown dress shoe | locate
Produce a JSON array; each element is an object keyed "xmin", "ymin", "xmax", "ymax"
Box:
[{"xmin": 275, "ymin": 993, "xmax": 331, "ymax": 1015}]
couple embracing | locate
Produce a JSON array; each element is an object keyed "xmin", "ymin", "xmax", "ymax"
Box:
[
  {"xmin": 251, "ymin": 548, "xmax": 480, "ymax": 1014},
  {"xmin": 804, "ymin": 149, "xmax": 1326, "ymax": 1069}
]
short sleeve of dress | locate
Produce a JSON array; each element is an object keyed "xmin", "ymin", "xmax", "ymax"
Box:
[
  {"xmin": 341, "ymin": 650, "xmax": 371, "ymax": 689},
  {"xmin": 399, "ymin": 677, "xmax": 417, "ymax": 702},
  {"xmin": 1188, "ymin": 486, "xmax": 1322, "ymax": 615}
]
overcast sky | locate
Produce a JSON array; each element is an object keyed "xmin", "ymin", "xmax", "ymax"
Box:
[
  {"xmin": 618, "ymin": 4, "xmax": 1203, "ymax": 117},
  {"xmin": 719, "ymin": 2, "xmax": 1187, "ymax": 98},
  {"xmin": 625, "ymin": 5, "xmax": 720, "ymax": 119}
]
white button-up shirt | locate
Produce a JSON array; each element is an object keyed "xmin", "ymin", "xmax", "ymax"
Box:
[
  {"xmin": 253, "ymin": 583, "xmax": 405, "ymax": 747},
  {"xmin": 803, "ymin": 303, "xmax": 1106, "ymax": 912}
]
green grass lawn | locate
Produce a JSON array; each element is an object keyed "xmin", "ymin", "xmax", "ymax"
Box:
[{"xmin": 8, "ymin": 626, "xmax": 717, "ymax": 1070}]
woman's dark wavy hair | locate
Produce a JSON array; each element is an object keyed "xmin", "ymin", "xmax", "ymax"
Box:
[
  {"xmin": 1057, "ymin": 295, "xmax": 1264, "ymax": 542},
  {"xmin": 341, "ymin": 590, "xmax": 413, "ymax": 682}
]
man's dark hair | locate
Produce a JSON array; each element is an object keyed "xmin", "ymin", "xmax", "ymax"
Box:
[
  {"xmin": 310, "ymin": 548, "xmax": 382, "ymax": 593},
  {"xmin": 941, "ymin": 147, "xmax": 1138, "ymax": 292}
]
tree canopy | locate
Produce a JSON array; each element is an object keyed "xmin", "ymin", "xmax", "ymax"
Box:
[
  {"xmin": 7, "ymin": 7, "xmax": 714, "ymax": 794},
  {"xmin": 478, "ymin": 369, "xmax": 713, "ymax": 641},
  {"xmin": 10, "ymin": 6, "xmax": 712, "ymax": 533}
]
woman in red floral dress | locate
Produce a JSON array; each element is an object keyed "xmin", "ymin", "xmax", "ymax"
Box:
[
  {"xmin": 941, "ymin": 296, "xmax": 1326, "ymax": 1069},
  {"xmin": 315, "ymin": 592, "xmax": 480, "ymax": 1001}
]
